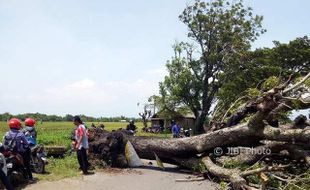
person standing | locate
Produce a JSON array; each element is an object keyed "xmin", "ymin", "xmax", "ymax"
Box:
[
  {"xmin": 126, "ymin": 120, "xmax": 137, "ymax": 134},
  {"xmin": 171, "ymin": 120, "xmax": 180, "ymax": 138},
  {"xmin": 72, "ymin": 116, "xmax": 90, "ymax": 175}
]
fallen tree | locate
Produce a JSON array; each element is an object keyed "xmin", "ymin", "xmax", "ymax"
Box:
[{"xmin": 88, "ymin": 73, "xmax": 310, "ymax": 190}]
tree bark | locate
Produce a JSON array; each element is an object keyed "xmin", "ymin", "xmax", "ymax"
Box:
[
  {"xmin": 89, "ymin": 123, "xmax": 310, "ymax": 168},
  {"xmin": 194, "ymin": 112, "xmax": 207, "ymax": 134}
]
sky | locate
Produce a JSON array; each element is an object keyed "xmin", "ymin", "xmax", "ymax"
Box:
[{"xmin": 0, "ymin": 0, "xmax": 309, "ymax": 117}]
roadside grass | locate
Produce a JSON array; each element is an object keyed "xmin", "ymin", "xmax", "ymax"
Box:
[
  {"xmin": 0, "ymin": 121, "xmax": 170, "ymax": 181},
  {"xmin": 34, "ymin": 154, "xmax": 79, "ymax": 181}
]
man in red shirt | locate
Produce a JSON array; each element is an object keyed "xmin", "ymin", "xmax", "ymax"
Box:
[{"xmin": 72, "ymin": 116, "xmax": 90, "ymax": 175}]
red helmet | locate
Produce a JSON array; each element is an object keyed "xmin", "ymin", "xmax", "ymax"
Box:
[
  {"xmin": 8, "ymin": 118, "xmax": 22, "ymax": 130},
  {"xmin": 25, "ymin": 118, "xmax": 36, "ymax": 127}
]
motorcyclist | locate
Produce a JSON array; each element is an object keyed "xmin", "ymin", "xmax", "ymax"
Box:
[
  {"xmin": 3, "ymin": 118, "xmax": 35, "ymax": 183},
  {"xmin": 23, "ymin": 118, "xmax": 37, "ymax": 147}
]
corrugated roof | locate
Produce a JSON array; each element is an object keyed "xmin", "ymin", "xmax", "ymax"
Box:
[{"xmin": 151, "ymin": 111, "xmax": 195, "ymax": 119}]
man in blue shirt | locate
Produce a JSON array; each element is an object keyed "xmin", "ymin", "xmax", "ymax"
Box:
[{"xmin": 171, "ymin": 121, "xmax": 180, "ymax": 138}]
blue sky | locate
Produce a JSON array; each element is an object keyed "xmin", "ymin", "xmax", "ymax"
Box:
[{"xmin": 0, "ymin": 0, "xmax": 309, "ymax": 117}]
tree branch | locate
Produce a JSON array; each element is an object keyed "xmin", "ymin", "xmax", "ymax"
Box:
[{"xmin": 283, "ymin": 72, "xmax": 310, "ymax": 94}]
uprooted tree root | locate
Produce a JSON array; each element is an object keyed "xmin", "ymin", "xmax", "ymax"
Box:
[{"xmin": 87, "ymin": 73, "xmax": 310, "ymax": 190}]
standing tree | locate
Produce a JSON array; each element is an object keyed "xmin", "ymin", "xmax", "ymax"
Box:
[
  {"xmin": 138, "ymin": 104, "xmax": 152, "ymax": 130},
  {"xmin": 159, "ymin": 0, "xmax": 266, "ymax": 134}
]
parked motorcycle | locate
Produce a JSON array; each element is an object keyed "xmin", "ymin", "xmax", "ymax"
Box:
[
  {"xmin": 0, "ymin": 150, "xmax": 7, "ymax": 176},
  {"xmin": 0, "ymin": 150, "xmax": 14, "ymax": 190},
  {"xmin": 183, "ymin": 129, "xmax": 191, "ymax": 137},
  {"xmin": 29, "ymin": 144, "xmax": 48, "ymax": 174},
  {"xmin": 0, "ymin": 142, "xmax": 26, "ymax": 186},
  {"xmin": 179, "ymin": 128, "xmax": 192, "ymax": 138},
  {"xmin": 2, "ymin": 149, "xmax": 27, "ymax": 184}
]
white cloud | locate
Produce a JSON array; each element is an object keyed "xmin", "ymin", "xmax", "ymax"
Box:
[
  {"xmin": 27, "ymin": 78, "xmax": 158, "ymax": 116},
  {"xmin": 67, "ymin": 78, "xmax": 95, "ymax": 89},
  {"xmin": 45, "ymin": 79, "xmax": 110, "ymax": 102},
  {"xmin": 0, "ymin": 76, "xmax": 161, "ymax": 117},
  {"xmin": 105, "ymin": 78, "xmax": 157, "ymax": 96}
]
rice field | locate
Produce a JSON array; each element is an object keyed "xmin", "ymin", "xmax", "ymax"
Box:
[{"xmin": 0, "ymin": 121, "xmax": 170, "ymax": 148}]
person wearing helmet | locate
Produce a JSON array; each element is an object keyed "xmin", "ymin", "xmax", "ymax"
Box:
[
  {"xmin": 3, "ymin": 118, "xmax": 35, "ymax": 183},
  {"xmin": 23, "ymin": 118, "xmax": 37, "ymax": 147}
]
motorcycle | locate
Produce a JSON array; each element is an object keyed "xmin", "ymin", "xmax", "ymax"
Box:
[
  {"xmin": 0, "ymin": 151, "xmax": 13, "ymax": 189},
  {"xmin": 29, "ymin": 144, "xmax": 48, "ymax": 174},
  {"xmin": 183, "ymin": 129, "xmax": 191, "ymax": 137},
  {"xmin": 1, "ymin": 148, "xmax": 27, "ymax": 184},
  {"xmin": 0, "ymin": 150, "xmax": 7, "ymax": 176},
  {"xmin": 179, "ymin": 128, "xmax": 192, "ymax": 138}
]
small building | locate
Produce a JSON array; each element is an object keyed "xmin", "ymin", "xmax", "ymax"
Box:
[
  {"xmin": 150, "ymin": 112, "xmax": 195, "ymax": 130},
  {"xmin": 175, "ymin": 113, "xmax": 195, "ymax": 130}
]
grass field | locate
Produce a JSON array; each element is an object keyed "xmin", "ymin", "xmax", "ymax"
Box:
[
  {"xmin": 0, "ymin": 121, "xmax": 169, "ymax": 147},
  {"xmin": 0, "ymin": 121, "xmax": 170, "ymax": 181}
]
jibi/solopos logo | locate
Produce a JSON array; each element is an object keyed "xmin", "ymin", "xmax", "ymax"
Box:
[
  {"xmin": 213, "ymin": 147, "xmax": 224, "ymax": 156},
  {"xmin": 213, "ymin": 147, "xmax": 272, "ymax": 156}
]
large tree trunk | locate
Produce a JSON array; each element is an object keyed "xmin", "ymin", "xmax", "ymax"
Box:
[
  {"xmin": 88, "ymin": 124, "xmax": 310, "ymax": 166},
  {"xmin": 88, "ymin": 123, "xmax": 310, "ymax": 189},
  {"xmin": 194, "ymin": 112, "xmax": 207, "ymax": 134}
]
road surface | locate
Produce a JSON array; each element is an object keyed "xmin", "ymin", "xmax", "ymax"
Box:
[{"xmin": 25, "ymin": 165, "xmax": 218, "ymax": 190}]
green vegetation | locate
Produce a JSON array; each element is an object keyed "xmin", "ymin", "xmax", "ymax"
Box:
[
  {"xmin": 0, "ymin": 112, "xmax": 140, "ymax": 122},
  {"xmin": 191, "ymin": 162, "xmax": 207, "ymax": 172},
  {"xmin": 219, "ymin": 181, "xmax": 229, "ymax": 190},
  {"xmin": 0, "ymin": 121, "xmax": 167, "ymax": 146},
  {"xmin": 216, "ymin": 36, "xmax": 310, "ymax": 121},
  {"xmin": 36, "ymin": 154, "xmax": 79, "ymax": 181}
]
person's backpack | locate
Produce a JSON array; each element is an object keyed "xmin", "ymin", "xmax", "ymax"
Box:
[
  {"xmin": 3, "ymin": 132, "xmax": 18, "ymax": 152},
  {"xmin": 24, "ymin": 128, "xmax": 37, "ymax": 146}
]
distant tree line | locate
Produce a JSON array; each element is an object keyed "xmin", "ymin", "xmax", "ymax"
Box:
[{"xmin": 0, "ymin": 112, "xmax": 140, "ymax": 122}]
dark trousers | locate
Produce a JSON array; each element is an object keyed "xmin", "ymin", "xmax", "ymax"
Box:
[
  {"xmin": 0, "ymin": 169, "xmax": 13, "ymax": 190},
  {"xmin": 20, "ymin": 148, "xmax": 33, "ymax": 180},
  {"xmin": 77, "ymin": 148, "xmax": 88, "ymax": 173}
]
